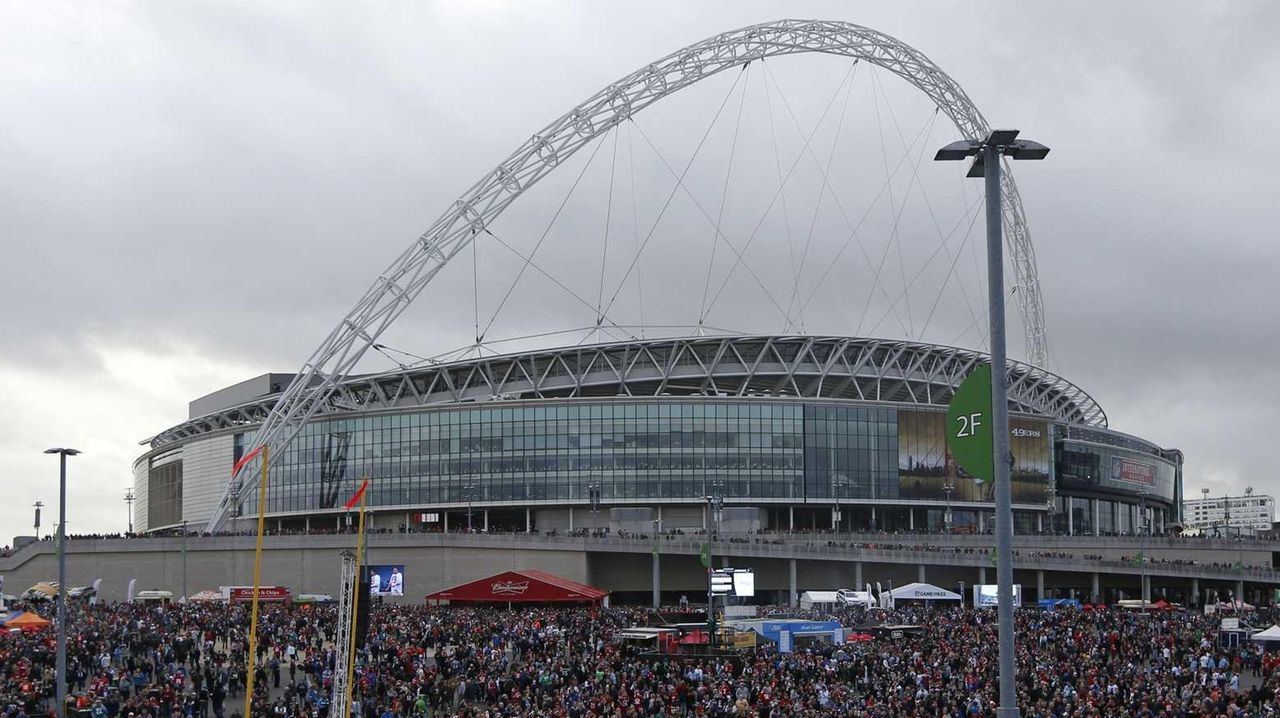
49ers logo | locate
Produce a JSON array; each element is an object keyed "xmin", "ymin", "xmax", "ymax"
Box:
[{"xmin": 490, "ymin": 580, "xmax": 530, "ymax": 596}]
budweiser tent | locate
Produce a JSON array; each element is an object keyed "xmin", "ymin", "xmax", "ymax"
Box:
[{"xmin": 424, "ymin": 570, "xmax": 608, "ymax": 605}]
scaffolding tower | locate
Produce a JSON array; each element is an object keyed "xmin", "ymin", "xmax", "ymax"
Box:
[{"xmin": 331, "ymin": 550, "xmax": 357, "ymax": 713}]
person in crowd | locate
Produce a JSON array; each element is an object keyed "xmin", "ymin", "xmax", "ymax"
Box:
[{"xmin": 1, "ymin": 596, "xmax": 1276, "ymax": 717}]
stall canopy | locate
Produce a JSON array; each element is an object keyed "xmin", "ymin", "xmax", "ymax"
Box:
[
  {"xmin": 3, "ymin": 611, "xmax": 51, "ymax": 630},
  {"xmin": 424, "ymin": 570, "xmax": 608, "ymax": 605},
  {"xmin": 890, "ymin": 582, "xmax": 962, "ymax": 601},
  {"xmin": 1252, "ymin": 625, "xmax": 1280, "ymax": 643},
  {"xmin": 798, "ymin": 591, "xmax": 840, "ymax": 609}
]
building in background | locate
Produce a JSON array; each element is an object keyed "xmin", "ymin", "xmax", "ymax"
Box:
[{"xmin": 1182, "ymin": 491, "xmax": 1274, "ymax": 537}]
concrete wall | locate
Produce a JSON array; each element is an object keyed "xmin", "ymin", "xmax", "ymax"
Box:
[
  {"xmin": 0, "ymin": 536, "xmax": 587, "ymax": 605},
  {"xmin": 3, "ymin": 533, "xmax": 1273, "ymax": 606}
]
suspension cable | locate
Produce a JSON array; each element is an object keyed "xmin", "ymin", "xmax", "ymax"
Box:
[
  {"xmin": 597, "ymin": 65, "xmax": 751, "ymax": 320},
  {"xmin": 479, "ymin": 129, "xmax": 611, "ymax": 341},
  {"xmin": 698, "ymin": 62, "xmax": 754, "ymax": 327}
]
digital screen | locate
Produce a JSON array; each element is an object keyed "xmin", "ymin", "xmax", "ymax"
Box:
[
  {"xmin": 974, "ymin": 583, "xmax": 1022, "ymax": 608},
  {"xmin": 366, "ymin": 565, "xmax": 405, "ymax": 596},
  {"xmin": 732, "ymin": 571, "xmax": 755, "ymax": 598}
]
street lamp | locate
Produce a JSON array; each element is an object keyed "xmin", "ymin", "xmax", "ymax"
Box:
[
  {"xmin": 704, "ymin": 480, "xmax": 724, "ymax": 646},
  {"xmin": 1138, "ymin": 491, "xmax": 1149, "ymax": 605},
  {"xmin": 1200, "ymin": 487, "xmax": 1211, "ymax": 536},
  {"xmin": 943, "ymin": 480, "xmax": 955, "ymax": 535},
  {"xmin": 464, "ymin": 484, "xmax": 476, "ymax": 531},
  {"xmin": 123, "ymin": 490, "xmax": 135, "ymax": 534},
  {"xmin": 44, "ymin": 447, "xmax": 80, "ymax": 718},
  {"xmin": 651, "ymin": 518, "xmax": 662, "ymax": 609},
  {"xmin": 181, "ymin": 519, "xmax": 188, "ymax": 601},
  {"xmin": 936, "ymin": 128, "xmax": 1049, "ymax": 718}
]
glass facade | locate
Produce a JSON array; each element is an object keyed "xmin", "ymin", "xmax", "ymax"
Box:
[
  {"xmin": 239, "ymin": 401, "xmax": 955, "ymax": 516},
  {"xmin": 248, "ymin": 401, "xmax": 822, "ymax": 515},
  {"xmin": 197, "ymin": 398, "xmax": 1175, "ymax": 530},
  {"xmin": 1055, "ymin": 438, "xmax": 1178, "ymax": 503}
]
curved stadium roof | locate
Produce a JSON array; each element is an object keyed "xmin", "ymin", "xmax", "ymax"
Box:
[{"xmin": 148, "ymin": 335, "xmax": 1107, "ymax": 449}]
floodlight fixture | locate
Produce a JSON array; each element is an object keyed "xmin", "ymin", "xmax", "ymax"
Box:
[{"xmin": 935, "ymin": 129, "xmax": 1051, "ymax": 178}]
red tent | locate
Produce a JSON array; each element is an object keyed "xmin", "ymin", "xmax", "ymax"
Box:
[{"xmin": 424, "ymin": 570, "xmax": 608, "ymax": 605}]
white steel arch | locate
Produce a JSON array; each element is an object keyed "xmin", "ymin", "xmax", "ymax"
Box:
[{"xmin": 207, "ymin": 18, "xmax": 1050, "ymax": 531}]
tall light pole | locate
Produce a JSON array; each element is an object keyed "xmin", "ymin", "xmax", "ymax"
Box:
[
  {"xmin": 943, "ymin": 481, "xmax": 955, "ymax": 535},
  {"xmin": 704, "ymin": 480, "xmax": 724, "ymax": 646},
  {"xmin": 1201, "ymin": 487, "xmax": 1211, "ymax": 536},
  {"xmin": 181, "ymin": 519, "xmax": 188, "ymax": 600},
  {"xmin": 936, "ymin": 128, "xmax": 1049, "ymax": 718},
  {"xmin": 1138, "ymin": 491, "xmax": 1149, "ymax": 605},
  {"xmin": 123, "ymin": 490, "xmax": 135, "ymax": 534},
  {"xmin": 44, "ymin": 447, "xmax": 80, "ymax": 718},
  {"xmin": 651, "ymin": 518, "xmax": 662, "ymax": 609},
  {"xmin": 1218, "ymin": 486, "xmax": 1228, "ymax": 537},
  {"xmin": 464, "ymin": 484, "xmax": 475, "ymax": 531}
]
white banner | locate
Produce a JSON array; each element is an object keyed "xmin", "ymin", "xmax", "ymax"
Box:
[{"xmin": 126, "ymin": 578, "xmax": 137, "ymax": 603}]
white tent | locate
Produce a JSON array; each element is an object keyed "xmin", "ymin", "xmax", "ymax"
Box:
[
  {"xmin": 799, "ymin": 591, "xmax": 840, "ymax": 609},
  {"xmin": 1252, "ymin": 625, "xmax": 1280, "ymax": 643},
  {"xmin": 890, "ymin": 582, "xmax": 962, "ymax": 601},
  {"xmin": 837, "ymin": 589, "xmax": 875, "ymax": 608}
]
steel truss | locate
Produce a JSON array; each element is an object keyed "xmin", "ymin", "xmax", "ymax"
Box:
[
  {"xmin": 331, "ymin": 550, "xmax": 357, "ymax": 715},
  {"xmin": 207, "ymin": 19, "xmax": 1051, "ymax": 531},
  {"xmin": 161, "ymin": 336, "xmax": 1104, "ymax": 453}
]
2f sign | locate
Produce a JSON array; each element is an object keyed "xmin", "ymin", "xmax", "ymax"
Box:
[
  {"xmin": 946, "ymin": 364, "xmax": 994, "ymax": 483},
  {"xmin": 956, "ymin": 413, "xmax": 983, "ymax": 438}
]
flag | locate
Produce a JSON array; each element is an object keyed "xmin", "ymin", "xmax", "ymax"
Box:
[
  {"xmin": 231, "ymin": 445, "xmax": 264, "ymax": 476},
  {"xmin": 1234, "ymin": 559, "xmax": 1244, "ymax": 572},
  {"xmin": 699, "ymin": 542, "xmax": 711, "ymax": 568},
  {"xmin": 988, "ymin": 550, "xmax": 997, "ymax": 566},
  {"xmin": 1130, "ymin": 551, "xmax": 1145, "ymax": 567},
  {"xmin": 344, "ymin": 479, "xmax": 370, "ymax": 510},
  {"xmin": 126, "ymin": 578, "xmax": 137, "ymax": 603}
]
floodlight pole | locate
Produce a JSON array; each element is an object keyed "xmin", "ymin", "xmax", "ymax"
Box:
[
  {"xmin": 983, "ymin": 143, "xmax": 1020, "ymax": 718},
  {"xmin": 45, "ymin": 447, "xmax": 80, "ymax": 718},
  {"xmin": 937, "ymin": 129, "xmax": 1047, "ymax": 718}
]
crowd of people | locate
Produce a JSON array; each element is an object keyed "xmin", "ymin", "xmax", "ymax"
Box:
[{"xmin": 1, "ymin": 596, "xmax": 1277, "ymax": 718}]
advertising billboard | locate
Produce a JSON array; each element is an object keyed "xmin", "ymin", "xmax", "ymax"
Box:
[
  {"xmin": 711, "ymin": 568, "xmax": 755, "ymax": 597},
  {"xmin": 973, "ymin": 583, "xmax": 1022, "ymax": 608},
  {"xmin": 367, "ymin": 565, "xmax": 405, "ymax": 596},
  {"xmin": 899, "ymin": 409, "xmax": 1050, "ymax": 503},
  {"xmin": 1111, "ymin": 457, "xmax": 1156, "ymax": 486}
]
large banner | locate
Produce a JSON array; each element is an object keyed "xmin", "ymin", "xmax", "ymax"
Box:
[
  {"xmin": 899, "ymin": 409, "xmax": 1051, "ymax": 503},
  {"xmin": 1111, "ymin": 457, "xmax": 1156, "ymax": 486},
  {"xmin": 367, "ymin": 565, "xmax": 405, "ymax": 596}
]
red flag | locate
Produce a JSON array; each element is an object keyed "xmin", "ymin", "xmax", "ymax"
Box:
[
  {"xmin": 231, "ymin": 445, "xmax": 263, "ymax": 476},
  {"xmin": 343, "ymin": 479, "xmax": 370, "ymax": 510}
]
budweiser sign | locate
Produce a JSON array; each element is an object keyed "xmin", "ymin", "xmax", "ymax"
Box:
[{"xmin": 490, "ymin": 580, "xmax": 530, "ymax": 596}]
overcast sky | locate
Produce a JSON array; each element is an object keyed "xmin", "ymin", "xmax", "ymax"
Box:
[{"xmin": 2, "ymin": 1, "xmax": 1277, "ymax": 538}]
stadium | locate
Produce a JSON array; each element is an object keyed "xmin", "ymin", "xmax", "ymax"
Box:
[
  {"xmin": 6, "ymin": 19, "xmax": 1270, "ymax": 610},
  {"xmin": 133, "ymin": 334, "xmax": 1183, "ymax": 540}
]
